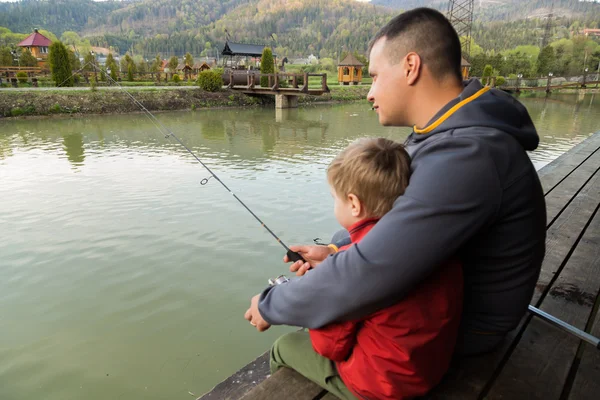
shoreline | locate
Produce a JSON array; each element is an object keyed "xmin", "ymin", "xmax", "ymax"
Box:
[{"xmin": 0, "ymin": 86, "xmax": 371, "ymax": 119}]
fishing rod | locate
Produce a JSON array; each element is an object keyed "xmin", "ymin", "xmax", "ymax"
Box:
[{"xmin": 68, "ymin": 62, "xmax": 305, "ymax": 264}]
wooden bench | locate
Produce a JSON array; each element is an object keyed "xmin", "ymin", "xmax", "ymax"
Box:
[{"xmin": 199, "ymin": 131, "xmax": 600, "ymax": 400}]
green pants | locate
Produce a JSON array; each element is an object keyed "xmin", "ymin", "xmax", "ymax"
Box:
[{"xmin": 270, "ymin": 330, "xmax": 358, "ymax": 400}]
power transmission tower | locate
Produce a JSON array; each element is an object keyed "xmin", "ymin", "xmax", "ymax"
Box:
[
  {"xmin": 541, "ymin": 4, "xmax": 554, "ymax": 49},
  {"xmin": 447, "ymin": 0, "xmax": 475, "ymax": 61}
]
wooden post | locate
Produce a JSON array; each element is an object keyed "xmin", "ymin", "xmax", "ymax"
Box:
[
  {"xmin": 582, "ymin": 69, "xmax": 588, "ymax": 88},
  {"xmin": 322, "ymin": 73, "xmax": 327, "ymax": 91},
  {"xmin": 546, "ymin": 74, "xmax": 553, "ymax": 93},
  {"xmin": 301, "ymin": 72, "xmax": 308, "ymax": 93},
  {"xmin": 273, "ymin": 73, "xmax": 279, "ymax": 90},
  {"xmin": 292, "ymin": 74, "xmax": 298, "ymax": 88},
  {"xmin": 228, "ymin": 71, "xmax": 234, "ymax": 88}
]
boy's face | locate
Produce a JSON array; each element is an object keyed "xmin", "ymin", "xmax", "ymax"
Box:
[{"xmin": 331, "ymin": 187, "xmax": 362, "ymax": 229}]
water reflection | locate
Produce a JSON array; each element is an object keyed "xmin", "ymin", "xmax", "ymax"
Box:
[
  {"xmin": 1, "ymin": 93, "xmax": 598, "ymax": 171},
  {"xmin": 62, "ymin": 133, "xmax": 85, "ymax": 167}
]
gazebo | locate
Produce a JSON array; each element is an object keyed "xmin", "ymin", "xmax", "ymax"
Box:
[
  {"xmin": 194, "ymin": 62, "xmax": 212, "ymax": 72},
  {"xmin": 176, "ymin": 62, "xmax": 194, "ymax": 80},
  {"xmin": 461, "ymin": 57, "xmax": 471, "ymax": 79},
  {"xmin": 337, "ymin": 53, "xmax": 364, "ymax": 85}
]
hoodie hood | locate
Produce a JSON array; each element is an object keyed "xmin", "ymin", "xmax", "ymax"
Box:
[{"xmin": 410, "ymin": 79, "xmax": 539, "ymax": 151}]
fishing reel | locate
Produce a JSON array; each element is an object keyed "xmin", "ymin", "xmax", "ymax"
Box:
[{"xmin": 268, "ymin": 275, "xmax": 290, "ymax": 286}]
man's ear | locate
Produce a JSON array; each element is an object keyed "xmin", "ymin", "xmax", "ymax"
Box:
[
  {"xmin": 404, "ymin": 52, "xmax": 421, "ymax": 86},
  {"xmin": 347, "ymin": 193, "xmax": 362, "ymax": 217}
]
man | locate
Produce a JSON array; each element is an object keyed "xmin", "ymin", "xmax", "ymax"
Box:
[{"xmin": 245, "ymin": 7, "xmax": 546, "ymax": 356}]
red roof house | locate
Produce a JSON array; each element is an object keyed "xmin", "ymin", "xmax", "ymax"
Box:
[{"xmin": 17, "ymin": 29, "xmax": 53, "ymax": 67}]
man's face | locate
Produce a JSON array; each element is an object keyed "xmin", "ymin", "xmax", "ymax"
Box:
[{"xmin": 367, "ymin": 38, "xmax": 410, "ymax": 127}]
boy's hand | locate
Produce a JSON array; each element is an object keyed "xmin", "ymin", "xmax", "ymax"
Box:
[{"xmin": 284, "ymin": 245, "xmax": 335, "ymax": 276}]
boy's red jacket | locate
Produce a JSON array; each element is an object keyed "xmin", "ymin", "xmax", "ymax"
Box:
[{"xmin": 309, "ymin": 218, "xmax": 463, "ymax": 400}]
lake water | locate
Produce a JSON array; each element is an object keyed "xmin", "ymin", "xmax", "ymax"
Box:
[{"xmin": 1, "ymin": 92, "xmax": 600, "ymax": 400}]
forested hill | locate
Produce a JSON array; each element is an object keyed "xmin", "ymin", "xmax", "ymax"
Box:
[
  {"xmin": 0, "ymin": 0, "xmax": 599, "ymax": 58},
  {"xmin": 0, "ymin": 0, "xmax": 394, "ymax": 58},
  {"xmin": 372, "ymin": 0, "xmax": 600, "ymax": 22},
  {"xmin": 0, "ymin": 0, "xmax": 123, "ymax": 34}
]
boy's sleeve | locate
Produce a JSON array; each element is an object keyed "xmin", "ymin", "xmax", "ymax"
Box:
[{"xmin": 309, "ymin": 321, "xmax": 358, "ymax": 362}]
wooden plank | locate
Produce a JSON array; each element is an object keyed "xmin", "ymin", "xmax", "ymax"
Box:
[
  {"xmin": 544, "ymin": 150, "xmax": 600, "ymax": 225},
  {"xmin": 197, "ymin": 351, "xmax": 271, "ymax": 400},
  {"xmin": 533, "ymin": 166, "xmax": 600, "ymax": 306},
  {"xmin": 240, "ymin": 367, "xmax": 325, "ymax": 400},
  {"xmin": 483, "ymin": 193, "xmax": 600, "ymax": 399},
  {"xmin": 538, "ymin": 132, "xmax": 600, "ymax": 194},
  {"xmin": 568, "ymin": 302, "xmax": 600, "ymax": 399},
  {"xmin": 425, "ymin": 320, "xmax": 526, "ymax": 400}
]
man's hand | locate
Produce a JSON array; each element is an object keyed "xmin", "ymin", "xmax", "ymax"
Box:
[
  {"xmin": 244, "ymin": 294, "xmax": 271, "ymax": 332},
  {"xmin": 283, "ymin": 245, "xmax": 335, "ymax": 276}
]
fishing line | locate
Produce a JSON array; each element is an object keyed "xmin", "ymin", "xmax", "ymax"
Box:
[{"xmin": 63, "ymin": 61, "xmax": 305, "ymax": 263}]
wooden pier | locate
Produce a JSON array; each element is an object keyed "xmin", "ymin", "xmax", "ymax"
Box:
[
  {"xmin": 224, "ymin": 72, "xmax": 330, "ymax": 109},
  {"xmin": 199, "ymin": 131, "xmax": 600, "ymax": 400}
]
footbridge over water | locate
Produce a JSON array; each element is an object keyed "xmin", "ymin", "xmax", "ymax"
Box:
[{"xmin": 223, "ymin": 71, "xmax": 330, "ymax": 109}]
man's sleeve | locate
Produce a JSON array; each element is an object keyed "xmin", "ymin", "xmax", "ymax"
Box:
[{"xmin": 258, "ymin": 137, "xmax": 502, "ymax": 328}]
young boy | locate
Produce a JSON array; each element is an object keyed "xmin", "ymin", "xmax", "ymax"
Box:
[{"xmin": 269, "ymin": 137, "xmax": 463, "ymax": 400}]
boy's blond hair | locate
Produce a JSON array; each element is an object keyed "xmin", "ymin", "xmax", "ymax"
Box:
[{"xmin": 327, "ymin": 137, "xmax": 411, "ymax": 217}]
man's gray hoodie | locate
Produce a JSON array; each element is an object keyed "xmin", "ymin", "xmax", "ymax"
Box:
[{"xmin": 258, "ymin": 79, "xmax": 547, "ymax": 355}]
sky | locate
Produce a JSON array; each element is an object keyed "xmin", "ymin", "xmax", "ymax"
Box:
[{"xmin": 0, "ymin": 0, "xmax": 375, "ymax": 3}]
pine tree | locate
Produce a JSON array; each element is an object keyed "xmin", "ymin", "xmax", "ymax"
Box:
[
  {"xmin": 0, "ymin": 46, "xmax": 13, "ymax": 66},
  {"xmin": 536, "ymin": 46, "xmax": 555, "ymax": 76},
  {"xmin": 184, "ymin": 52, "xmax": 193, "ymax": 80},
  {"xmin": 19, "ymin": 49, "xmax": 38, "ymax": 67},
  {"xmin": 260, "ymin": 47, "xmax": 274, "ymax": 87},
  {"xmin": 152, "ymin": 54, "xmax": 161, "ymax": 82},
  {"xmin": 482, "ymin": 64, "xmax": 493, "ymax": 85},
  {"xmin": 105, "ymin": 53, "xmax": 118, "ymax": 82},
  {"xmin": 184, "ymin": 52, "xmax": 193, "ymax": 66},
  {"xmin": 49, "ymin": 41, "xmax": 73, "ymax": 87},
  {"xmin": 168, "ymin": 56, "xmax": 178, "ymax": 80}
]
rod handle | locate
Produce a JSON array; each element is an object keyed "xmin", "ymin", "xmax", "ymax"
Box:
[{"xmin": 286, "ymin": 250, "xmax": 306, "ymax": 263}]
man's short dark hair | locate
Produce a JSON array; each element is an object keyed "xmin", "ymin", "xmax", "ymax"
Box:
[{"xmin": 368, "ymin": 7, "xmax": 463, "ymax": 83}]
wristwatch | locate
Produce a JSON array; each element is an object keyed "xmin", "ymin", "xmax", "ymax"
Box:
[{"xmin": 268, "ymin": 275, "xmax": 290, "ymax": 286}]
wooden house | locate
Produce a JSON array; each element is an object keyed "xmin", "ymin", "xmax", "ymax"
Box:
[{"xmin": 17, "ymin": 29, "xmax": 52, "ymax": 68}]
